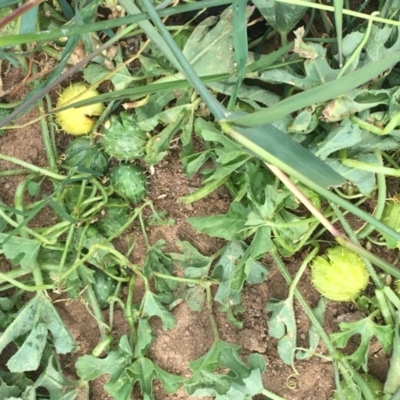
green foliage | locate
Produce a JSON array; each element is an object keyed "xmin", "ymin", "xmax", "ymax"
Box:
[
  {"xmin": 330, "ymin": 317, "xmax": 393, "ymax": 371},
  {"xmin": 143, "ymin": 240, "xmax": 178, "ymax": 299},
  {"xmin": 0, "ymin": 294, "xmax": 76, "ymax": 373},
  {"xmin": 76, "ymin": 336, "xmax": 181, "ymax": 400},
  {"xmin": 184, "ymin": 341, "xmax": 266, "ymax": 399},
  {"xmin": 381, "ymin": 199, "xmax": 400, "ymax": 248},
  {"xmin": 4, "ymin": 1, "xmax": 400, "ymax": 399},
  {"xmin": 253, "ymin": 0, "xmax": 310, "ymax": 37},
  {"xmin": 0, "ymin": 234, "xmax": 40, "ymax": 270},
  {"xmin": 266, "ymin": 298, "xmax": 297, "ymax": 365},
  {"xmin": 0, "ymin": 355, "xmax": 82, "ymax": 400},
  {"xmin": 332, "ymin": 373, "xmax": 384, "ymax": 400}
]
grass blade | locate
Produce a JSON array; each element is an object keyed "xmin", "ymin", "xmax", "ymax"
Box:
[
  {"xmin": 0, "ymin": 0, "xmax": 234, "ymax": 47},
  {"xmin": 221, "ymin": 122, "xmax": 345, "ymax": 188},
  {"xmin": 227, "ymin": 0, "xmax": 248, "ymax": 110},
  {"xmin": 333, "ymin": 0, "xmax": 343, "ymax": 67},
  {"xmin": 134, "ymin": 0, "xmax": 227, "ymax": 120}
]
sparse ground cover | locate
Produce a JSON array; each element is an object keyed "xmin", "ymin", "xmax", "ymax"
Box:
[{"xmin": 1, "ymin": 1, "xmax": 400, "ymax": 399}]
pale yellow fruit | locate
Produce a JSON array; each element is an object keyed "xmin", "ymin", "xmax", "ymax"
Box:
[
  {"xmin": 311, "ymin": 246, "xmax": 369, "ymax": 302},
  {"xmin": 56, "ymin": 83, "xmax": 104, "ymax": 135}
]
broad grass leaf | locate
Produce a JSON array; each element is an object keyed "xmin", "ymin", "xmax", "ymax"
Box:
[{"xmin": 228, "ymin": 123, "xmax": 346, "ymax": 188}]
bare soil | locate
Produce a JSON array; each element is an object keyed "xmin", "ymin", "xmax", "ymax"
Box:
[{"xmin": 0, "ymin": 66, "xmax": 391, "ymax": 400}]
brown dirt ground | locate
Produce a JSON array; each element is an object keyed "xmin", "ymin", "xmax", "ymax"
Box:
[{"xmin": 0, "ymin": 63, "xmax": 392, "ymax": 400}]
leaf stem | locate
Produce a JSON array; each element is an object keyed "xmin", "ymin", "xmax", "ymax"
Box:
[
  {"xmin": 206, "ymin": 285, "xmax": 220, "ymax": 341},
  {"xmin": 0, "ymin": 153, "xmax": 67, "ymax": 180},
  {"xmin": 126, "ymin": 276, "xmax": 137, "ymax": 347},
  {"xmin": 14, "ymin": 178, "xmax": 44, "ymax": 288}
]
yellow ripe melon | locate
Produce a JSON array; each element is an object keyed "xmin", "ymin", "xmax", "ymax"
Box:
[
  {"xmin": 56, "ymin": 83, "xmax": 104, "ymax": 136},
  {"xmin": 311, "ymin": 246, "xmax": 369, "ymax": 302}
]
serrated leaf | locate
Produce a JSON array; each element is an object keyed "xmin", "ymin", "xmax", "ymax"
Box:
[
  {"xmin": 181, "ymin": 6, "xmax": 254, "ymax": 76},
  {"xmin": 34, "ymin": 355, "xmax": 80, "ymax": 400},
  {"xmin": 84, "ymin": 234, "xmax": 115, "ymax": 268},
  {"xmin": 212, "ymin": 241, "xmax": 245, "ymax": 307},
  {"xmin": 0, "ymin": 234, "xmax": 40, "ymax": 270},
  {"xmin": 0, "ymin": 371, "xmax": 34, "ymax": 400},
  {"xmin": 76, "ymin": 336, "xmax": 133, "ymax": 400},
  {"xmin": 253, "ymin": 0, "xmax": 310, "ymax": 36},
  {"xmin": 297, "ymin": 297, "xmax": 328, "ymax": 360},
  {"xmin": 361, "ymin": 26, "xmax": 400, "ymax": 66},
  {"xmin": 126, "ymin": 358, "xmax": 174, "ymax": 398},
  {"xmin": 143, "ymin": 240, "xmax": 177, "ymax": 296},
  {"xmin": 185, "ymin": 286, "xmax": 206, "ymax": 312},
  {"xmin": 77, "ymin": 336, "xmax": 180, "ymax": 400},
  {"xmin": 185, "ymin": 343, "xmax": 265, "ymax": 398},
  {"xmin": 189, "ymin": 341, "xmax": 240, "ymax": 374},
  {"xmin": 0, "ymin": 379, "xmax": 22, "ymax": 398},
  {"xmin": 330, "ymin": 317, "xmax": 393, "ymax": 371},
  {"xmin": 322, "ymin": 89, "xmax": 390, "ymax": 122},
  {"xmin": 141, "ymin": 291, "xmax": 175, "ymax": 330},
  {"xmin": 313, "ymin": 119, "xmax": 363, "ymax": 160},
  {"xmin": 266, "ymin": 298, "xmax": 297, "ymax": 365},
  {"xmin": 170, "ymin": 240, "xmax": 213, "ymax": 279},
  {"xmin": 133, "ymin": 319, "xmax": 154, "ymax": 358},
  {"xmin": 325, "ymin": 155, "xmax": 377, "ymax": 195},
  {"xmin": 260, "ymin": 42, "xmax": 337, "ymax": 90},
  {"xmin": 0, "ymin": 294, "xmax": 76, "ymax": 373},
  {"xmin": 144, "ymin": 106, "xmax": 193, "ymax": 165},
  {"xmin": 83, "ymin": 63, "xmax": 134, "ymax": 91},
  {"xmin": 189, "ymin": 202, "xmax": 251, "ymax": 241},
  {"xmin": 7, "ymin": 323, "xmax": 47, "ymax": 372}
]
